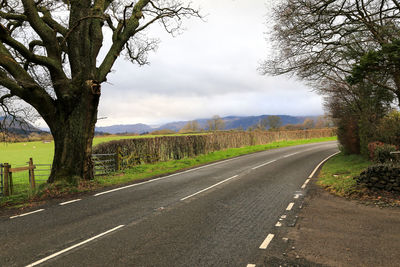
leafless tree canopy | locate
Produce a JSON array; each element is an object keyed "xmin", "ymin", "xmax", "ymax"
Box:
[
  {"xmin": 0, "ymin": 0, "xmax": 200, "ymax": 113},
  {"xmin": 0, "ymin": 0, "xmax": 201, "ymax": 182},
  {"xmin": 262, "ymin": 0, "xmax": 400, "ymax": 101}
]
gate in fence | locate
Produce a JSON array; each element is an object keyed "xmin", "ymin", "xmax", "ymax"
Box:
[
  {"xmin": 92, "ymin": 153, "xmax": 117, "ymax": 176},
  {"xmin": 33, "ymin": 164, "xmax": 52, "ymax": 183}
]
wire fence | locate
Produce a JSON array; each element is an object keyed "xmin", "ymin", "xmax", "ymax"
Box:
[
  {"xmin": 0, "ymin": 154, "xmax": 118, "ymax": 197},
  {"xmin": 0, "ymin": 154, "xmax": 117, "ymax": 197},
  {"xmin": 0, "ymin": 164, "xmax": 3, "ymax": 196},
  {"xmin": 1, "ymin": 162, "xmax": 51, "ymax": 196}
]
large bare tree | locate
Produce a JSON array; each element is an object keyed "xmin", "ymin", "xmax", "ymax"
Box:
[
  {"xmin": 262, "ymin": 0, "xmax": 400, "ymax": 105},
  {"xmin": 0, "ymin": 0, "xmax": 200, "ymax": 183}
]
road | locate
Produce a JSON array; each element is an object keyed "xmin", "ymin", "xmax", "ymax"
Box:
[{"xmin": 0, "ymin": 141, "xmax": 338, "ymax": 267}]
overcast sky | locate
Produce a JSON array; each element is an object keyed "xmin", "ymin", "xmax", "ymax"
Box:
[{"xmin": 95, "ymin": 0, "xmax": 324, "ymax": 127}]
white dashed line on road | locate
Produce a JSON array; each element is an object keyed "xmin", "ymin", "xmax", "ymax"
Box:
[
  {"xmin": 286, "ymin": 202, "xmax": 295, "ymax": 211},
  {"xmin": 10, "ymin": 209, "xmax": 45, "ymax": 219},
  {"xmin": 283, "ymin": 152, "xmax": 298, "ymax": 158},
  {"xmin": 246, "ymin": 264, "xmax": 256, "ymax": 267},
  {"xmin": 252, "ymin": 160, "xmax": 277, "ymax": 170},
  {"xmin": 259, "ymin": 234, "xmax": 275, "ymax": 249},
  {"xmin": 275, "ymin": 221, "xmax": 282, "ymax": 227},
  {"xmin": 180, "ymin": 175, "xmax": 239, "ymax": 201},
  {"xmin": 59, "ymin": 199, "xmax": 82, "ymax": 206},
  {"xmin": 25, "ymin": 225, "xmax": 125, "ymax": 267},
  {"xmin": 94, "ymin": 158, "xmax": 238, "ymax": 196}
]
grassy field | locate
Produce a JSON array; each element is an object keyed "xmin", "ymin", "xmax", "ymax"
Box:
[
  {"xmin": 0, "ymin": 134, "xmax": 202, "ymax": 166},
  {"xmin": 317, "ymin": 153, "xmax": 372, "ymax": 197}
]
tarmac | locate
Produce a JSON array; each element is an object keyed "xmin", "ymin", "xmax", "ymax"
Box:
[{"xmin": 263, "ymin": 179, "xmax": 400, "ymax": 267}]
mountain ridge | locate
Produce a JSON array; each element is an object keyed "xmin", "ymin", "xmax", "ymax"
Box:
[
  {"xmin": 0, "ymin": 116, "xmax": 42, "ymax": 134},
  {"xmin": 96, "ymin": 115, "xmax": 317, "ymax": 134}
]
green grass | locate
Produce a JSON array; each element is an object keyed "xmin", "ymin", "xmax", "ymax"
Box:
[
  {"xmin": 0, "ymin": 134, "xmax": 201, "ymax": 166},
  {"xmin": 317, "ymin": 153, "xmax": 372, "ymax": 197},
  {"xmin": 96, "ymin": 136, "xmax": 337, "ymax": 186},
  {"xmin": 0, "ymin": 136, "xmax": 337, "ymax": 207}
]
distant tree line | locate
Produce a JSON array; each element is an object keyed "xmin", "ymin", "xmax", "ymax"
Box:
[{"xmin": 141, "ymin": 115, "xmax": 333, "ymax": 135}]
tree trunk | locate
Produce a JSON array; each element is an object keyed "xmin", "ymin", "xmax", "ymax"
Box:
[
  {"xmin": 47, "ymin": 82, "xmax": 100, "ymax": 184},
  {"xmin": 392, "ymin": 70, "xmax": 400, "ymax": 108}
]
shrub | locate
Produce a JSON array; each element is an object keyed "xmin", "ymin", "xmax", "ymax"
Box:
[
  {"xmin": 373, "ymin": 144, "xmax": 397, "ymax": 163},
  {"xmin": 367, "ymin": 141, "xmax": 385, "ymax": 160},
  {"xmin": 375, "ymin": 110, "xmax": 400, "ymax": 146}
]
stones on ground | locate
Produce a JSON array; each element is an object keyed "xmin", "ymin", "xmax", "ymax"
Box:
[{"xmin": 357, "ymin": 164, "xmax": 400, "ymax": 194}]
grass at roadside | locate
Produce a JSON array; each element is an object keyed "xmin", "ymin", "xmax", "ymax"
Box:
[
  {"xmin": 0, "ymin": 133, "xmax": 208, "ymax": 167},
  {"xmin": 317, "ymin": 153, "xmax": 372, "ymax": 197},
  {"xmin": 1, "ymin": 136, "xmax": 336, "ymax": 208},
  {"xmin": 96, "ymin": 136, "xmax": 337, "ymax": 186}
]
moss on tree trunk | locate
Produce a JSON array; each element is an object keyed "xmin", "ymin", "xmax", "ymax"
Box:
[{"xmin": 48, "ymin": 82, "xmax": 100, "ymax": 184}]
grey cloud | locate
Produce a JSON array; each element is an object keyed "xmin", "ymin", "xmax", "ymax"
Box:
[{"xmin": 95, "ymin": 0, "xmax": 324, "ymax": 126}]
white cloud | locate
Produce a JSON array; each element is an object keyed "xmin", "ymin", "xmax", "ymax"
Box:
[{"xmin": 94, "ymin": 0, "xmax": 324, "ymax": 126}]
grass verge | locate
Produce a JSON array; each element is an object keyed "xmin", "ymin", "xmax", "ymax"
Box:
[
  {"xmin": 317, "ymin": 153, "xmax": 371, "ymax": 197},
  {"xmin": 1, "ymin": 136, "xmax": 336, "ymax": 209},
  {"xmin": 96, "ymin": 136, "xmax": 337, "ymax": 186},
  {"xmin": 318, "ymin": 153, "xmax": 400, "ymax": 207}
]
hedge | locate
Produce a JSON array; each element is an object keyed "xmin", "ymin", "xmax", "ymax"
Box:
[{"xmin": 93, "ymin": 129, "xmax": 336, "ymax": 168}]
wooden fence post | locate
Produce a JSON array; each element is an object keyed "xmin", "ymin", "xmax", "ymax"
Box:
[
  {"xmin": 4, "ymin": 164, "xmax": 13, "ymax": 196},
  {"xmin": 9, "ymin": 170, "xmax": 13, "ymax": 195},
  {"xmin": 116, "ymin": 146, "xmax": 121, "ymax": 171},
  {"xmin": 29, "ymin": 158, "xmax": 36, "ymax": 189},
  {"xmin": 3, "ymin": 163, "xmax": 9, "ymax": 196}
]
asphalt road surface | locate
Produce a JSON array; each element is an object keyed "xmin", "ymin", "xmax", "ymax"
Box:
[{"xmin": 0, "ymin": 141, "xmax": 338, "ymax": 267}]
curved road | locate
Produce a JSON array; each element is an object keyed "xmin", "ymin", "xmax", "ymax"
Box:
[{"xmin": 0, "ymin": 141, "xmax": 338, "ymax": 267}]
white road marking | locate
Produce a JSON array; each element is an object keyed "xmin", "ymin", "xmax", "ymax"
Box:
[
  {"xmin": 25, "ymin": 225, "xmax": 125, "ymax": 267},
  {"xmin": 283, "ymin": 152, "xmax": 298, "ymax": 158},
  {"xmin": 259, "ymin": 234, "xmax": 275, "ymax": 249},
  {"xmin": 286, "ymin": 202, "xmax": 295, "ymax": 211},
  {"xmin": 301, "ymin": 179, "xmax": 310, "ymax": 189},
  {"xmin": 59, "ymin": 199, "xmax": 82, "ymax": 206},
  {"xmin": 251, "ymin": 160, "xmax": 277, "ymax": 170},
  {"xmin": 10, "ymin": 209, "xmax": 45, "ymax": 219},
  {"xmin": 275, "ymin": 221, "xmax": 282, "ymax": 227},
  {"xmin": 294, "ymin": 194, "xmax": 300, "ymax": 199},
  {"xmin": 308, "ymin": 151, "xmax": 340, "ymax": 178},
  {"xmin": 94, "ymin": 146, "xmax": 337, "ymax": 197},
  {"xmin": 94, "ymin": 157, "xmax": 238, "ymax": 196},
  {"xmin": 281, "ymin": 215, "xmax": 287, "ymax": 219},
  {"xmin": 180, "ymin": 175, "xmax": 239, "ymax": 201},
  {"xmin": 94, "ymin": 179, "xmax": 158, "ymax": 196},
  {"xmin": 246, "ymin": 264, "xmax": 256, "ymax": 267}
]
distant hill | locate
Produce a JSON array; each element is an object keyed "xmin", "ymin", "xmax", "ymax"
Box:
[
  {"xmin": 95, "ymin": 115, "xmax": 317, "ymax": 134},
  {"xmin": 222, "ymin": 115, "xmax": 310, "ymax": 130},
  {"xmin": 96, "ymin": 123, "xmax": 153, "ymax": 135},
  {"xmin": 0, "ymin": 116, "xmax": 42, "ymax": 135}
]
